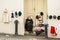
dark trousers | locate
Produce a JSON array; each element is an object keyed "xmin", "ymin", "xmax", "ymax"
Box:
[
  {"xmin": 45, "ymin": 24, "xmax": 48, "ymax": 38},
  {"xmin": 36, "ymin": 29, "xmax": 44, "ymax": 36},
  {"xmin": 25, "ymin": 25, "xmax": 33, "ymax": 33}
]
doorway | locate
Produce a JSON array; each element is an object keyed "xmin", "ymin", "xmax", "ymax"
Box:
[{"xmin": 24, "ymin": 0, "xmax": 47, "ymax": 37}]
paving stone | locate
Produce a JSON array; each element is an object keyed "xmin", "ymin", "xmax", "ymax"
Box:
[{"xmin": 0, "ymin": 35, "xmax": 59, "ymax": 40}]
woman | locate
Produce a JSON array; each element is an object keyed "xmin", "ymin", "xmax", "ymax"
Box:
[
  {"xmin": 34, "ymin": 26, "xmax": 44, "ymax": 36},
  {"xmin": 25, "ymin": 16, "xmax": 33, "ymax": 33}
]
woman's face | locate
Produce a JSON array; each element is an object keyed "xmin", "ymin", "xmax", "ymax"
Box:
[
  {"xmin": 39, "ymin": 21, "xmax": 43, "ymax": 24},
  {"xmin": 28, "ymin": 16, "xmax": 32, "ymax": 19}
]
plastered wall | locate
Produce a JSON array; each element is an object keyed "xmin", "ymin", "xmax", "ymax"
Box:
[
  {"xmin": 47, "ymin": 0, "xmax": 60, "ymax": 38},
  {"xmin": 0, "ymin": 0, "xmax": 24, "ymax": 35}
]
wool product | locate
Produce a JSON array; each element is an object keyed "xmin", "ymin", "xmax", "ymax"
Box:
[
  {"xmin": 2, "ymin": 9, "xmax": 10, "ymax": 23},
  {"xmin": 53, "ymin": 15, "xmax": 56, "ymax": 19},
  {"xmin": 40, "ymin": 12, "xmax": 44, "ymax": 16},
  {"xmin": 11, "ymin": 12, "xmax": 14, "ymax": 18},
  {"xmin": 2, "ymin": 13, "xmax": 9, "ymax": 23},
  {"xmin": 25, "ymin": 19, "xmax": 33, "ymax": 32},
  {"xmin": 15, "ymin": 11, "xmax": 18, "ymax": 17},
  {"xmin": 36, "ymin": 15, "xmax": 39, "ymax": 19},
  {"xmin": 14, "ymin": 20, "xmax": 19, "ymax": 35},
  {"xmin": 50, "ymin": 26, "xmax": 57, "ymax": 36},
  {"xmin": 49, "ymin": 15, "xmax": 52, "ymax": 19},
  {"xmin": 36, "ymin": 15, "xmax": 41, "ymax": 19},
  {"xmin": 57, "ymin": 16, "xmax": 60, "ymax": 20},
  {"xmin": 18, "ymin": 11, "xmax": 22, "ymax": 16}
]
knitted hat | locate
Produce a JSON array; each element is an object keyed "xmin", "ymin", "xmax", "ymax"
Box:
[
  {"xmin": 49, "ymin": 15, "xmax": 52, "ymax": 19},
  {"xmin": 40, "ymin": 12, "xmax": 44, "ymax": 16},
  {"xmin": 53, "ymin": 15, "xmax": 56, "ymax": 19},
  {"xmin": 36, "ymin": 15, "xmax": 40, "ymax": 19},
  {"xmin": 18, "ymin": 11, "xmax": 22, "ymax": 16},
  {"xmin": 15, "ymin": 11, "xmax": 18, "ymax": 18},
  {"xmin": 57, "ymin": 16, "xmax": 60, "ymax": 20},
  {"xmin": 11, "ymin": 12, "xmax": 14, "ymax": 18}
]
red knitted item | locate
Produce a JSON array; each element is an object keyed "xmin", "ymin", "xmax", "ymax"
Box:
[{"xmin": 50, "ymin": 26, "xmax": 57, "ymax": 36}]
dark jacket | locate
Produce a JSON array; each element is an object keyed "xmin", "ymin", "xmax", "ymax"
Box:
[{"xmin": 25, "ymin": 19, "xmax": 33, "ymax": 32}]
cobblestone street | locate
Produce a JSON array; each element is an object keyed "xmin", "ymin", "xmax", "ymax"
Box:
[{"xmin": 0, "ymin": 34, "xmax": 59, "ymax": 40}]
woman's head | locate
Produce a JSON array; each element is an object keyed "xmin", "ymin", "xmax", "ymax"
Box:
[{"xmin": 27, "ymin": 16, "xmax": 32, "ymax": 19}]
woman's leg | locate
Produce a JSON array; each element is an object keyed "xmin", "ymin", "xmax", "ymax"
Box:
[{"xmin": 36, "ymin": 31, "xmax": 41, "ymax": 36}]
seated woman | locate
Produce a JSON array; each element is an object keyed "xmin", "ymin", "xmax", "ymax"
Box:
[
  {"xmin": 34, "ymin": 26, "xmax": 44, "ymax": 36},
  {"xmin": 25, "ymin": 16, "xmax": 33, "ymax": 33}
]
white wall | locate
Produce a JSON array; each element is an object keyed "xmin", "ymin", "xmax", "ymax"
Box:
[
  {"xmin": 0, "ymin": 0, "xmax": 24, "ymax": 35},
  {"xmin": 47, "ymin": 0, "xmax": 60, "ymax": 38}
]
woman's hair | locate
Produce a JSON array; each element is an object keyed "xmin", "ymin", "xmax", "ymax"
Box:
[{"xmin": 27, "ymin": 16, "xmax": 32, "ymax": 19}]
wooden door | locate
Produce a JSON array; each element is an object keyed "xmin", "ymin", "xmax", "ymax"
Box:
[{"xmin": 24, "ymin": 0, "xmax": 46, "ymax": 26}]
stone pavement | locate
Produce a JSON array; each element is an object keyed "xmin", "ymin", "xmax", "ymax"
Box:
[{"xmin": 0, "ymin": 34, "xmax": 59, "ymax": 40}]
